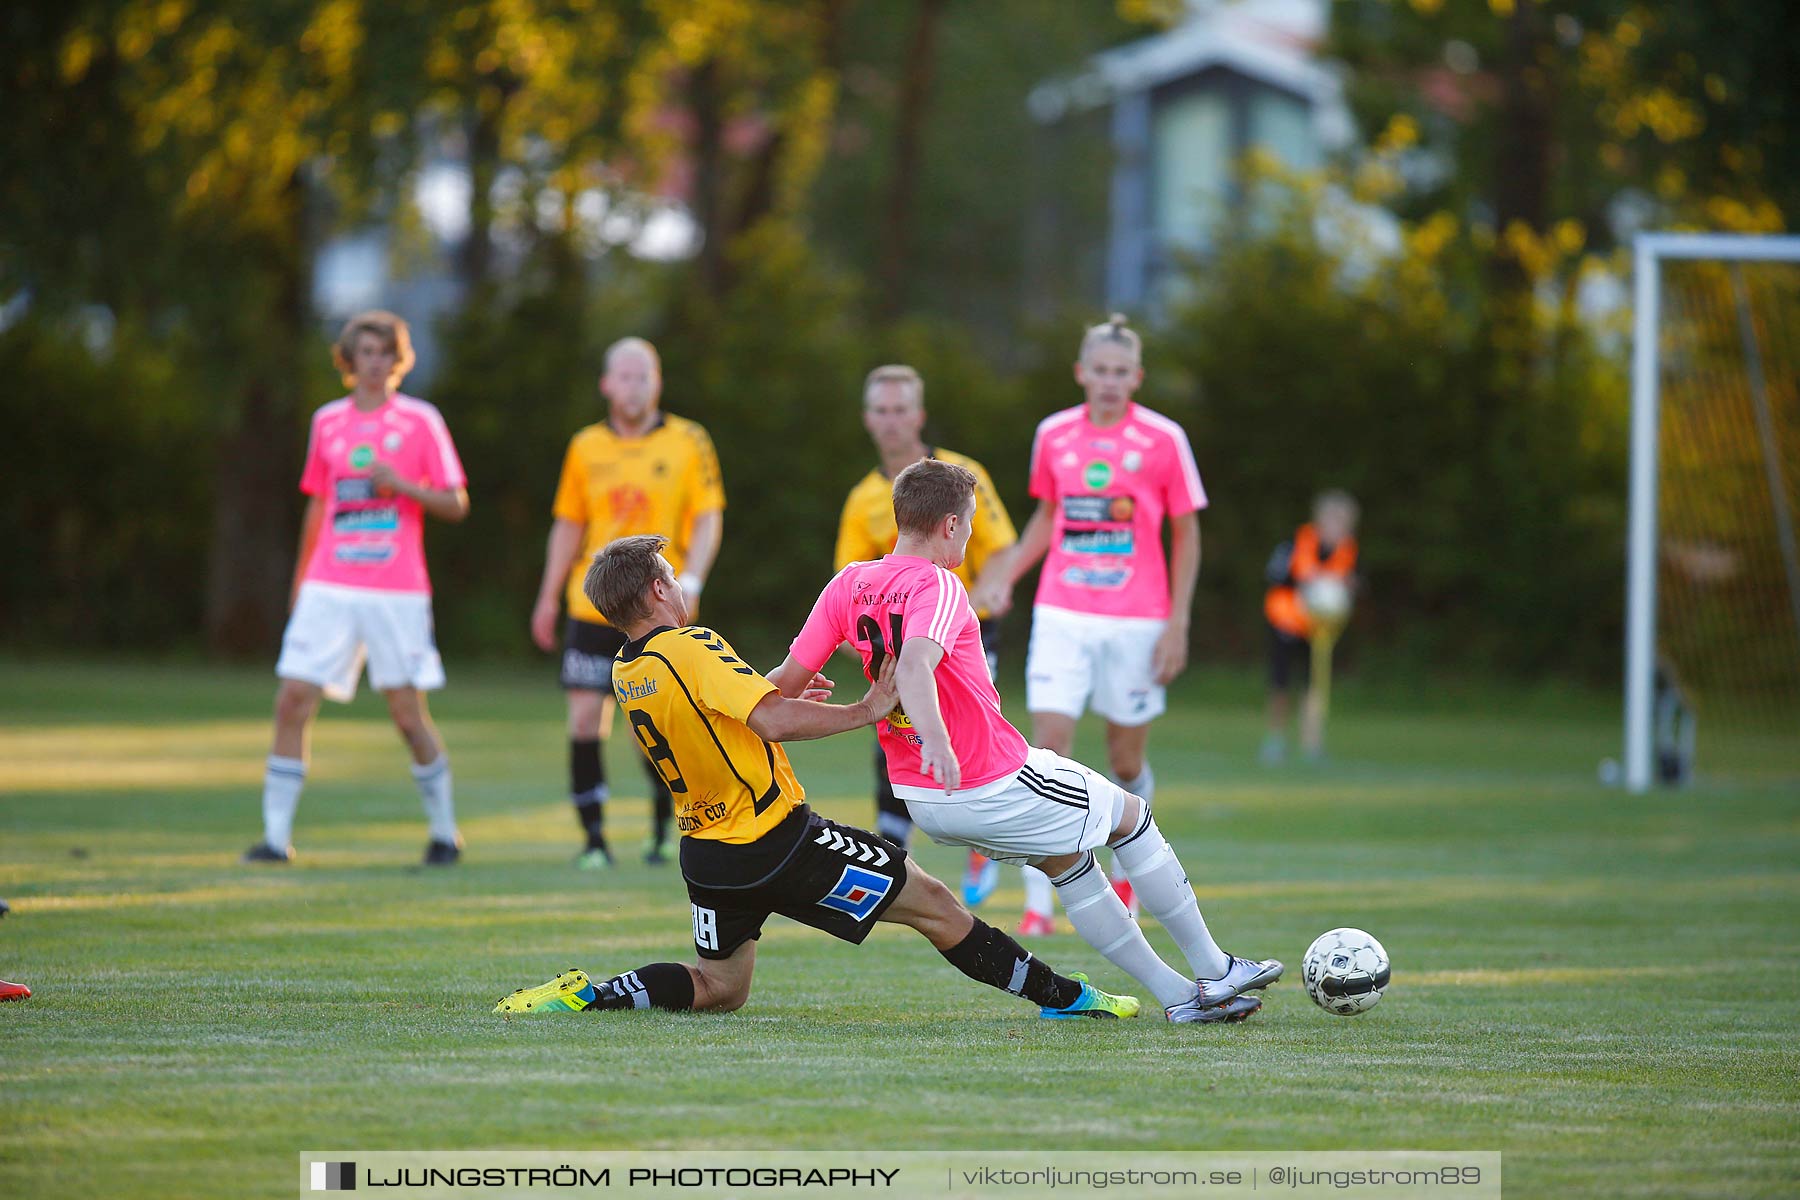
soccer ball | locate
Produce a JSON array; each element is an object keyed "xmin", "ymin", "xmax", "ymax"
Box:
[
  {"xmin": 1300, "ymin": 575, "xmax": 1352, "ymax": 625},
  {"xmin": 1302, "ymin": 927, "xmax": 1389, "ymax": 1016}
]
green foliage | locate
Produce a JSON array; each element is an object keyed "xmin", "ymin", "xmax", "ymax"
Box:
[
  {"xmin": 1158, "ymin": 185, "xmax": 1628, "ymax": 676},
  {"xmin": 1330, "ymin": 0, "xmax": 1796, "ymax": 238},
  {"xmin": 808, "ymin": 0, "xmax": 1134, "ymax": 335},
  {"xmin": 11, "ymin": 0, "xmax": 1764, "ymax": 685},
  {"xmin": 658, "ymin": 222, "xmax": 877, "ymax": 645},
  {"xmin": 0, "ymin": 323, "xmax": 212, "ymax": 647}
]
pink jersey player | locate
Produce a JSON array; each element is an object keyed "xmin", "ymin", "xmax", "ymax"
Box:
[
  {"xmin": 790, "ymin": 555, "xmax": 1029, "ymax": 795},
  {"xmin": 299, "ymin": 392, "xmax": 466, "ymax": 594},
  {"xmin": 1001, "ymin": 315, "xmax": 1207, "ymax": 934},
  {"xmin": 1026, "ymin": 402, "xmax": 1205, "ymax": 620},
  {"xmin": 771, "ymin": 457, "xmax": 1283, "ymax": 1024},
  {"xmin": 251, "ymin": 311, "xmax": 470, "ymax": 870}
]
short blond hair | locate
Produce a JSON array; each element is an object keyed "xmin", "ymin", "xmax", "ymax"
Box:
[
  {"xmin": 893, "ymin": 458, "xmax": 976, "ymax": 537},
  {"xmin": 332, "ymin": 310, "xmax": 416, "ymax": 388},
  {"xmin": 1078, "ymin": 312, "xmax": 1142, "ymax": 362},
  {"xmin": 584, "ymin": 535, "xmax": 671, "ymax": 628},
  {"xmin": 863, "ymin": 364, "xmax": 923, "ymax": 405}
]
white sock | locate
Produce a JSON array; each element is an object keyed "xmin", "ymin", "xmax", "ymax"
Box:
[
  {"xmin": 1108, "ymin": 767, "xmax": 1154, "ymax": 910},
  {"xmin": 1050, "ymin": 852, "xmax": 1195, "ymax": 1009},
  {"xmin": 1021, "ymin": 864, "xmax": 1055, "ymax": 916},
  {"xmin": 412, "ymin": 754, "xmax": 458, "ymax": 843},
  {"xmin": 1110, "ymin": 806, "xmax": 1230, "ymax": 979},
  {"xmin": 261, "ymin": 755, "xmax": 306, "ymax": 849}
]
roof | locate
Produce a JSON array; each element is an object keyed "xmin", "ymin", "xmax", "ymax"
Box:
[{"xmin": 1028, "ymin": 11, "xmax": 1343, "ymax": 125}]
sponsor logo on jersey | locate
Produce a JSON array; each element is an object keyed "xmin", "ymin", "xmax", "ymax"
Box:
[
  {"xmin": 1062, "ymin": 495, "xmax": 1134, "ymax": 524},
  {"xmin": 818, "ymin": 864, "xmax": 893, "ymax": 922},
  {"xmin": 616, "ymin": 677, "xmax": 659, "ymax": 703},
  {"xmin": 349, "ymin": 444, "xmax": 375, "ymax": 470},
  {"xmin": 607, "ymin": 484, "xmax": 652, "ymax": 529},
  {"xmin": 336, "ymin": 478, "xmax": 376, "ymax": 503},
  {"xmin": 1122, "ymin": 450, "xmax": 1143, "ymax": 472},
  {"xmin": 855, "ymin": 590, "xmax": 911, "ymax": 606},
  {"xmin": 332, "ymin": 505, "xmax": 399, "ymax": 533},
  {"xmin": 1060, "ymin": 565, "xmax": 1133, "ymax": 590},
  {"xmin": 885, "ymin": 707, "xmax": 914, "ymax": 729},
  {"xmin": 1060, "ymin": 528, "xmax": 1135, "ymax": 555},
  {"xmin": 1083, "ymin": 460, "xmax": 1112, "ymax": 489},
  {"xmin": 333, "ymin": 543, "xmax": 397, "ymax": 565},
  {"xmin": 382, "ymin": 431, "xmax": 403, "ymax": 452}
]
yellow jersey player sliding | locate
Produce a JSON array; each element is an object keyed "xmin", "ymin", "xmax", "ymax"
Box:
[{"xmin": 496, "ymin": 535, "xmax": 1140, "ymax": 1020}]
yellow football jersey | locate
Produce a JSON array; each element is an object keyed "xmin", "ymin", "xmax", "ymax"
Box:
[
  {"xmin": 552, "ymin": 414, "xmax": 725, "ymax": 624},
  {"xmin": 833, "ymin": 448, "xmax": 1015, "ymax": 617},
  {"xmin": 611, "ymin": 625, "xmax": 805, "ymax": 845}
]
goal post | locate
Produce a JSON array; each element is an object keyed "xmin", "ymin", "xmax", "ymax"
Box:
[{"xmin": 1626, "ymin": 232, "xmax": 1800, "ymax": 793}]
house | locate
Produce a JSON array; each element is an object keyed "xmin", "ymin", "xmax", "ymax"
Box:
[{"xmin": 1029, "ymin": 0, "xmax": 1354, "ymax": 311}]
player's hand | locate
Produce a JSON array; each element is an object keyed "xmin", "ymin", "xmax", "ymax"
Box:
[
  {"xmin": 970, "ymin": 580, "xmax": 1013, "ymax": 619},
  {"xmin": 920, "ymin": 737, "xmax": 961, "ymax": 794},
  {"xmin": 530, "ymin": 597, "xmax": 560, "ymax": 653},
  {"xmin": 369, "ymin": 461, "xmax": 406, "ymax": 497},
  {"xmin": 799, "ymin": 671, "xmax": 835, "ymax": 703},
  {"xmin": 860, "ymin": 657, "xmax": 899, "ymax": 722},
  {"xmin": 1151, "ymin": 623, "xmax": 1189, "ymax": 685}
]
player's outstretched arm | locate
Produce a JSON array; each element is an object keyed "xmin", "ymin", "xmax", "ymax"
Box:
[
  {"xmin": 371, "ymin": 462, "xmax": 469, "ymax": 522},
  {"xmin": 968, "ymin": 542, "xmax": 1019, "ymax": 618},
  {"xmin": 765, "ymin": 655, "xmax": 818, "ymax": 699},
  {"xmin": 745, "ymin": 658, "xmax": 897, "ymax": 744},
  {"xmin": 288, "ymin": 497, "xmax": 325, "ymax": 611},
  {"xmin": 1006, "ymin": 501, "xmax": 1055, "ymax": 585},
  {"xmin": 530, "ymin": 518, "xmax": 585, "ymax": 652},
  {"xmin": 680, "ymin": 509, "xmax": 723, "ymax": 596},
  {"xmin": 895, "ymin": 637, "xmax": 959, "ymax": 792},
  {"xmin": 1153, "ymin": 511, "xmax": 1200, "ymax": 685}
]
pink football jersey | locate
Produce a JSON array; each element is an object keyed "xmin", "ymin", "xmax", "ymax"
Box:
[
  {"xmin": 1027, "ymin": 402, "xmax": 1206, "ymax": 619},
  {"xmin": 791, "ymin": 555, "xmax": 1030, "ymax": 792},
  {"xmin": 298, "ymin": 394, "xmax": 466, "ymax": 594}
]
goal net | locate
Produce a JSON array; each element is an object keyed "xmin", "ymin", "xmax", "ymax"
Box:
[{"xmin": 1626, "ymin": 234, "xmax": 1800, "ymax": 790}]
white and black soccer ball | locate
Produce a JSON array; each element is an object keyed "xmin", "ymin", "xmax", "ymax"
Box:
[
  {"xmin": 1302, "ymin": 927, "xmax": 1389, "ymax": 1016},
  {"xmin": 1300, "ymin": 575, "xmax": 1353, "ymax": 625}
]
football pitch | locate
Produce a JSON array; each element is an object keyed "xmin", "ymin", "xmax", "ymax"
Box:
[{"xmin": 1, "ymin": 660, "xmax": 1796, "ymax": 1199}]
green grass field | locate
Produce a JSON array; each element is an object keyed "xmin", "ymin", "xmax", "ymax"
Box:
[{"xmin": 2, "ymin": 659, "xmax": 1797, "ymax": 1198}]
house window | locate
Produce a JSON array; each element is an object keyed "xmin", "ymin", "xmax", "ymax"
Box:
[
  {"xmin": 1248, "ymin": 88, "xmax": 1318, "ymax": 172},
  {"xmin": 1152, "ymin": 88, "xmax": 1232, "ymax": 253}
]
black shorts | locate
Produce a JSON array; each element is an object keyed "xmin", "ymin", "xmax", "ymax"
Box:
[
  {"xmin": 683, "ymin": 808, "xmax": 910, "ymax": 960},
  {"xmin": 1267, "ymin": 623, "xmax": 1310, "ymax": 691},
  {"xmin": 561, "ymin": 618, "xmax": 628, "ymax": 690}
]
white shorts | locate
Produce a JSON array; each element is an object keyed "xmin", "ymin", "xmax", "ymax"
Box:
[
  {"xmin": 1025, "ymin": 605, "xmax": 1167, "ymax": 726},
  {"xmin": 275, "ymin": 582, "xmax": 446, "ymax": 703},
  {"xmin": 896, "ymin": 747, "xmax": 1125, "ymax": 866}
]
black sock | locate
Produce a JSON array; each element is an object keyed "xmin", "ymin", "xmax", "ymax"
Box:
[
  {"xmin": 645, "ymin": 764, "xmax": 673, "ymax": 845},
  {"xmin": 585, "ymin": 962, "xmax": 696, "ymax": 1011},
  {"xmin": 571, "ymin": 738, "xmax": 605, "ymax": 848},
  {"xmin": 873, "ymin": 741, "xmax": 912, "ymax": 847},
  {"xmin": 939, "ymin": 919, "xmax": 1082, "ymax": 1009},
  {"xmin": 575, "ymin": 804, "xmax": 607, "ymax": 852}
]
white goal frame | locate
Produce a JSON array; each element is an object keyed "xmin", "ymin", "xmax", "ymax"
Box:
[{"xmin": 1626, "ymin": 232, "xmax": 1800, "ymax": 792}]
